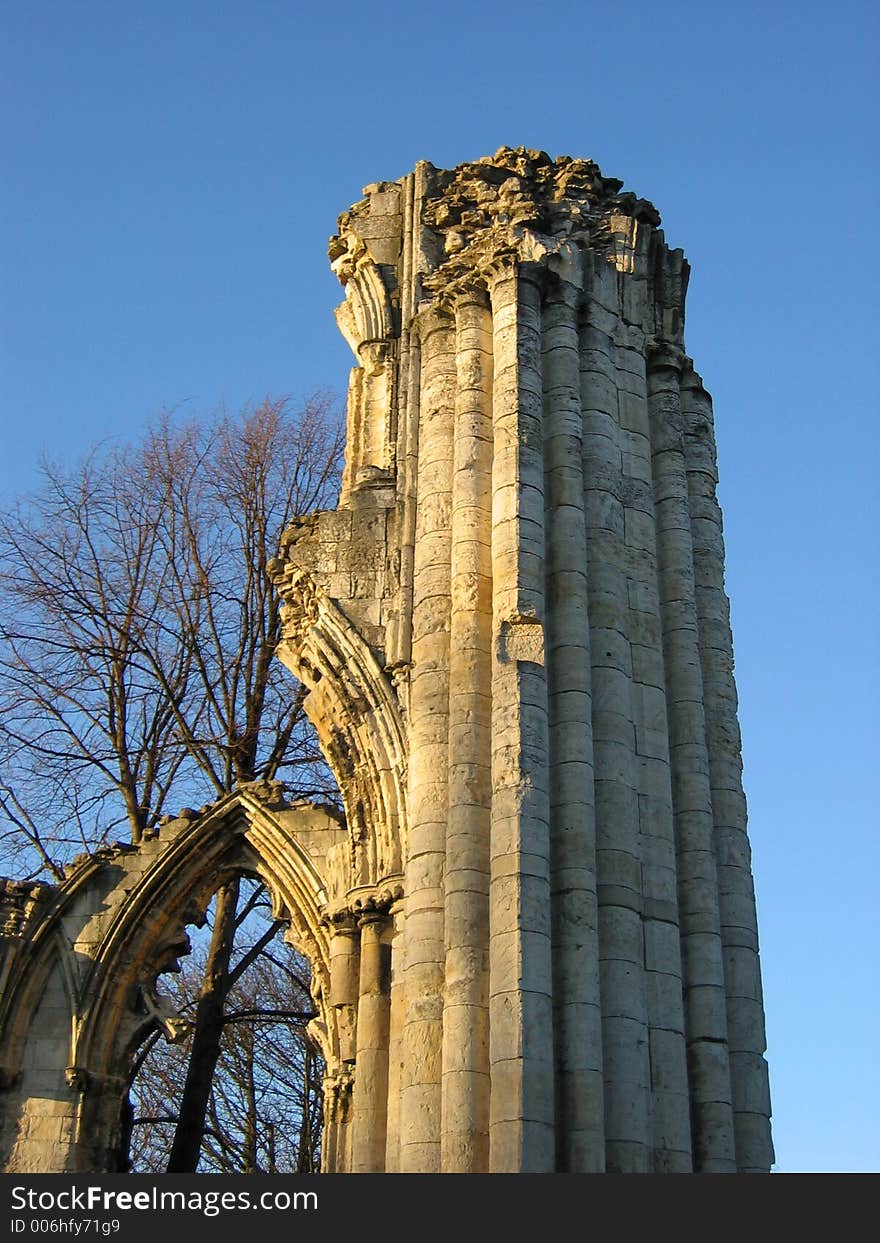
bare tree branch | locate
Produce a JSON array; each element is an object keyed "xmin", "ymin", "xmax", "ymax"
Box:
[{"xmin": 0, "ymin": 397, "xmax": 341, "ymax": 1172}]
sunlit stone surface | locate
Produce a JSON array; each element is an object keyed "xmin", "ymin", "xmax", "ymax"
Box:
[{"xmin": 0, "ymin": 149, "xmax": 772, "ymax": 1174}]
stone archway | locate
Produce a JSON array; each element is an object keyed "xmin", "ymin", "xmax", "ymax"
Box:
[{"xmin": 0, "ymin": 783, "xmax": 401, "ymax": 1173}]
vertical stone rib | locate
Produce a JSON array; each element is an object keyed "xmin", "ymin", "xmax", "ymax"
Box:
[
  {"xmin": 320, "ymin": 1076, "xmax": 339, "ymax": 1172},
  {"xmin": 399, "ymin": 307, "xmax": 455, "ymax": 1172},
  {"xmin": 613, "ymin": 294, "xmax": 692, "ymax": 1171},
  {"xmin": 391, "ymin": 334, "xmax": 421, "ymax": 671},
  {"xmin": 328, "ymin": 920, "xmax": 360, "ymax": 1064},
  {"xmin": 541, "ymin": 273, "xmax": 605, "ymax": 1171},
  {"xmin": 487, "ymin": 265, "xmax": 554, "ymax": 1172},
  {"xmin": 350, "ymin": 913, "xmax": 392, "ymax": 1171},
  {"xmin": 383, "ymin": 900, "xmax": 405, "ymax": 1172},
  {"xmin": 579, "ymin": 292, "xmax": 652, "ymax": 1173},
  {"xmin": 647, "ymin": 343, "xmax": 737, "ymax": 1172},
  {"xmin": 391, "ymin": 168, "xmax": 424, "ymax": 671},
  {"xmin": 442, "ymin": 290, "xmax": 493, "ymax": 1171},
  {"xmin": 325, "ymin": 921, "xmax": 359, "ymax": 1173},
  {"xmin": 681, "ymin": 364, "xmax": 774, "ymax": 1173}
]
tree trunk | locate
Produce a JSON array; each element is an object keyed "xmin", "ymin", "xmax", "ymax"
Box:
[
  {"xmin": 297, "ymin": 1041, "xmax": 314, "ymax": 1173},
  {"xmin": 167, "ymin": 876, "xmax": 240, "ymax": 1172}
]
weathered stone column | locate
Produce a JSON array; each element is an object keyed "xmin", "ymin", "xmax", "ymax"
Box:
[
  {"xmin": 388, "ymin": 167, "xmax": 423, "ymax": 671},
  {"xmin": 441, "ymin": 288, "xmax": 493, "ymax": 1171},
  {"xmin": 680, "ymin": 362, "xmax": 774, "ymax": 1172},
  {"xmin": 398, "ymin": 306, "xmax": 455, "ymax": 1172},
  {"xmin": 383, "ymin": 898, "xmax": 406, "ymax": 1172},
  {"xmin": 321, "ymin": 1073, "xmax": 340, "ymax": 1173},
  {"xmin": 541, "ymin": 271, "xmax": 605, "ymax": 1171},
  {"xmin": 613, "ymin": 315, "xmax": 693, "ymax": 1173},
  {"xmin": 648, "ymin": 342, "xmax": 737, "ymax": 1172},
  {"xmin": 487, "ymin": 264, "xmax": 554, "ymax": 1172},
  {"xmin": 350, "ymin": 911, "xmax": 392, "ymax": 1172},
  {"xmin": 579, "ymin": 307, "xmax": 653, "ymax": 1173},
  {"xmin": 322, "ymin": 1070, "xmax": 354, "ymax": 1173},
  {"xmin": 329, "ymin": 919, "xmax": 360, "ymax": 1065},
  {"xmin": 326, "ymin": 919, "xmax": 360, "ymax": 1172}
]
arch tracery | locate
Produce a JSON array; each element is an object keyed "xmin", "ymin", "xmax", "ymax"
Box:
[{"xmin": 272, "ymin": 566, "xmax": 408, "ymax": 890}]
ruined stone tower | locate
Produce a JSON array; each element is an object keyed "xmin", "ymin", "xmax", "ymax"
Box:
[
  {"xmin": 0, "ymin": 148, "xmax": 772, "ymax": 1174},
  {"xmin": 271, "ymin": 148, "xmax": 773, "ymax": 1173}
]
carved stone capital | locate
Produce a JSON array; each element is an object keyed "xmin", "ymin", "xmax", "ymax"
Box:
[
  {"xmin": 323, "ymin": 876, "xmax": 405, "ymax": 926},
  {"xmin": 275, "ymin": 565, "xmax": 322, "ymax": 651},
  {"xmin": 647, "ymin": 339, "xmax": 686, "ymax": 373},
  {"xmin": 358, "ymin": 338, "xmax": 394, "ymax": 371},
  {"xmin": 323, "ymin": 1067, "xmax": 354, "ymax": 1122},
  {"xmin": 450, "ymin": 283, "xmax": 491, "ymax": 316},
  {"xmin": 326, "ymin": 911, "xmax": 360, "ymax": 937},
  {"xmin": 413, "ymin": 302, "xmax": 455, "ymax": 343},
  {"xmin": 482, "ymin": 255, "xmax": 519, "ymax": 295},
  {"xmin": 357, "ymin": 908, "xmax": 389, "ymax": 932},
  {"xmin": 350, "ymin": 879, "xmax": 405, "ymax": 919}
]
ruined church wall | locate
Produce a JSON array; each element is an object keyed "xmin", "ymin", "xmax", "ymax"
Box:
[
  {"xmin": 0, "ymin": 149, "xmax": 772, "ymax": 1176},
  {"xmin": 275, "ymin": 149, "xmax": 772, "ymax": 1173}
]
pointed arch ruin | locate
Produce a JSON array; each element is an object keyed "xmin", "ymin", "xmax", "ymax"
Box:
[
  {"xmin": 1, "ymin": 147, "xmax": 774, "ymax": 1174},
  {"xmin": 0, "ymin": 784, "xmax": 401, "ymax": 1173}
]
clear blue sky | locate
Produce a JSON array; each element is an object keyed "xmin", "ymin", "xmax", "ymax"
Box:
[{"xmin": 2, "ymin": 0, "xmax": 877, "ymax": 1173}]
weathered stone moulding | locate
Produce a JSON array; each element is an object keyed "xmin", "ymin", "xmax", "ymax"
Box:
[{"xmin": 0, "ymin": 147, "xmax": 773, "ymax": 1174}]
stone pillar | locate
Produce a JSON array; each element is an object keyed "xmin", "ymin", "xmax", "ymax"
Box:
[
  {"xmin": 441, "ymin": 288, "xmax": 493, "ymax": 1172},
  {"xmin": 323, "ymin": 1070, "xmax": 354, "ymax": 1173},
  {"xmin": 329, "ymin": 919, "xmax": 360, "ymax": 1065},
  {"xmin": 326, "ymin": 919, "xmax": 360, "ymax": 1172},
  {"xmin": 579, "ymin": 312, "xmax": 653, "ymax": 1173},
  {"xmin": 647, "ymin": 342, "xmax": 737, "ymax": 1171},
  {"xmin": 541, "ymin": 272, "xmax": 605, "ymax": 1172},
  {"xmin": 616, "ymin": 323, "xmax": 693, "ymax": 1173},
  {"xmin": 398, "ymin": 306, "xmax": 455, "ymax": 1172},
  {"xmin": 487, "ymin": 264, "xmax": 554, "ymax": 1172},
  {"xmin": 680, "ymin": 363, "xmax": 774, "ymax": 1173},
  {"xmin": 383, "ymin": 899, "xmax": 406, "ymax": 1172},
  {"xmin": 350, "ymin": 911, "xmax": 392, "ymax": 1172},
  {"xmin": 321, "ymin": 1073, "xmax": 340, "ymax": 1173}
]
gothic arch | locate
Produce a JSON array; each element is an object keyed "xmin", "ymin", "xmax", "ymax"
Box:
[
  {"xmin": 0, "ymin": 786, "xmax": 348, "ymax": 1171},
  {"xmin": 77, "ymin": 787, "xmax": 344, "ymax": 1079},
  {"xmin": 275, "ymin": 569, "xmax": 407, "ymax": 890}
]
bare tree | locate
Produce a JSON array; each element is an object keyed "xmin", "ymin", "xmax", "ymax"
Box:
[
  {"xmin": 128, "ymin": 879, "xmax": 323, "ymax": 1175},
  {"xmin": 0, "ymin": 394, "xmax": 342, "ymax": 875},
  {"xmin": 0, "ymin": 395, "xmax": 342, "ymax": 1170}
]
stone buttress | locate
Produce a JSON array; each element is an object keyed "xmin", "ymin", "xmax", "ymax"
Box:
[{"xmin": 270, "ymin": 148, "xmax": 773, "ymax": 1173}]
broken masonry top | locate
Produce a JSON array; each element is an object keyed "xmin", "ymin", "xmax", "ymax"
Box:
[{"xmin": 329, "ymin": 146, "xmax": 664, "ymax": 302}]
